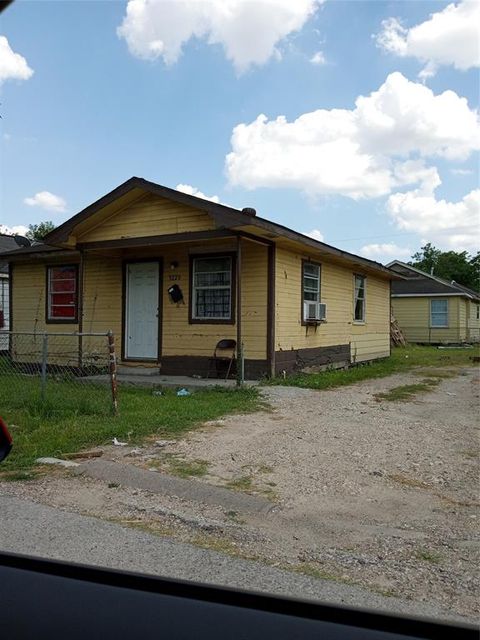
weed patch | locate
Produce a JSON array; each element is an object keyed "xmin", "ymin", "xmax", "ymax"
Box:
[
  {"xmin": 374, "ymin": 379, "xmax": 439, "ymax": 402},
  {"xmin": 165, "ymin": 456, "xmax": 210, "ymax": 478},
  {"xmin": 226, "ymin": 475, "xmax": 253, "ymax": 492},
  {"xmin": 0, "ymin": 386, "xmax": 260, "ymax": 473},
  {"xmin": 415, "ymin": 550, "xmax": 443, "ymax": 564}
]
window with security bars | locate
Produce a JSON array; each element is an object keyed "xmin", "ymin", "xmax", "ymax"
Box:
[
  {"xmin": 192, "ymin": 256, "xmax": 233, "ymax": 321},
  {"xmin": 47, "ymin": 265, "xmax": 78, "ymax": 322},
  {"xmin": 354, "ymin": 274, "xmax": 366, "ymax": 322}
]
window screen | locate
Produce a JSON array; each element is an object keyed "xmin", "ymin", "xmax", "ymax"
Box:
[
  {"xmin": 354, "ymin": 275, "xmax": 366, "ymax": 322},
  {"xmin": 430, "ymin": 299, "xmax": 448, "ymax": 327}
]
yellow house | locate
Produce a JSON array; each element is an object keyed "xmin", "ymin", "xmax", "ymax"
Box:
[
  {"xmin": 388, "ymin": 261, "xmax": 480, "ymax": 344},
  {"xmin": 4, "ymin": 178, "xmax": 398, "ymax": 378}
]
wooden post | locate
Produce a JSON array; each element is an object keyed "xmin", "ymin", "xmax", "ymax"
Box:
[
  {"xmin": 107, "ymin": 330, "xmax": 119, "ymax": 415},
  {"xmin": 40, "ymin": 332, "xmax": 48, "ymax": 403},
  {"xmin": 236, "ymin": 235, "xmax": 242, "ymax": 386},
  {"xmin": 78, "ymin": 250, "xmax": 84, "ymax": 369},
  {"xmin": 267, "ymin": 243, "xmax": 276, "ymax": 378}
]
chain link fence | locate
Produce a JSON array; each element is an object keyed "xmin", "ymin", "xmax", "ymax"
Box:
[{"xmin": 0, "ymin": 331, "xmax": 118, "ymax": 415}]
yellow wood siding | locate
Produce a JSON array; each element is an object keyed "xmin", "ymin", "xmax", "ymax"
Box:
[
  {"xmin": 467, "ymin": 300, "xmax": 480, "ymax": 341},
  {"xmin": 159, "ymin": 241, "xmax": 267, "ymax": 360},
  {"xmin": 77, "ymin": 193, "xmax": 215, "ymax": 243},
  {"xmin": 458, "ymin": 299, "xmax": 467, "ymax": 341},
  {"xmin": 274, "ymin": 247, "xmax": 390, "ymax": 362},
  {"xmin": 11, "ymin": 262, "xmax": 79, "ymax": 334},
  {"xmin": 391, "ymin": 296, "xmax": 462, "ymax": 343},
  {"xmin": 10, "ymin": 262, "xmax": 83, "ymax": 365}
]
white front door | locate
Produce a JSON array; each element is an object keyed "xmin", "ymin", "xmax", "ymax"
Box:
[{"xmin": 125, "ymin": 262, "xmax": 160, "ymax": 359}]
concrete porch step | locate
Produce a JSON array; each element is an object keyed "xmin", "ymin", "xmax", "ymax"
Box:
[{"xmin": 117, "ymin": 366, "xmax": 161, "ymax": 376}]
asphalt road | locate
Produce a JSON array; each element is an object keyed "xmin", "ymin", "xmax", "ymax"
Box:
[{"xmin": 0, "ymin": 493, "xmax": 459, "ymax": 622}]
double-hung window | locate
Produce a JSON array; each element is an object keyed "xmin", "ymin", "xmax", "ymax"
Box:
[
  {"xmin": 47, "ymin": 265, "xmax": 78, "ymax": 322},
  {"xmin": 191, "ymin": 256, "xmax": 233, "ymax": 322},
  {"xmin": 430, "ymin": 299, "xmax": 448, "ymax": 327},
  {"xmin": 354, "ymin": 274, "xmax": 366, "ymax": 322},
  {"xmin": 302, "ymin": 262, "xmax": 321, "ymax": 322}
]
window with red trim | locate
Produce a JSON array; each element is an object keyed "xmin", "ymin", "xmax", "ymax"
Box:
[{"xmin": 47, "ymin": 265, "xmax": 78, "ymax": 321}]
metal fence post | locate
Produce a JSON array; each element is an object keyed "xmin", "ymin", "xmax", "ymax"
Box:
[
  {"xmin": 107, "ymin": 330, "xmax": 119, "ymax": 416},
  {"xmin": 40, "ymin": 332, "xmax": 48, "ymax": 403}
]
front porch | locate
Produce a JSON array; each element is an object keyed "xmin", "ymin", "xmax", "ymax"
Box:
[
  {"xmin": 77, "ymin": 229, "xmax": 275, "ymax": 380},
  {"xmin": 84, "ymin": 369, "xmax": 259, "ymax": 390}
]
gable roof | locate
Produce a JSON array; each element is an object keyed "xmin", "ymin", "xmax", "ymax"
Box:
[
  {"xmin": 388, "ymin": 260, "xmax": 480, "ymax": 301},
  {"xmin": 4, "ymin": 177, "xmax": 399, "ymax": 279}
]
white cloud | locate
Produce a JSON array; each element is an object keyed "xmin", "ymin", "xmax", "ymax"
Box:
[
  {"xmin": 375, "ymin": 2, "xmax": 480, "ymax": 79},
  {"xmin": 0, "ymin": 36, "xmax": 33, "ymax": 86},
  {"xmin": 226, "ymin": 72, "xmax": 480, "ymax": 199},
  {"xmin": 310, "ymin": 50, "xmax": 326, "ymax": 65},
  {"xmin": 387, "ymin": 187, "xmax": 480, "ymax": 252},
  {"xmin": 24, "ymin": 191, "xmax": 67, "ymax": 213},
  {"xmin": 451, "ymin": 168, "xmax": 474, "ymax": 176},
  {"xmin": 304, "ymin": 228, "xmax": 324, "ymax": 242},
  {"xmin": 117, "ymin": 0, "xmax": 321, "ymax": 72},
  {"xmin": 0, "ymin": 224, "xmax": 29, "ymax": 236},
  {"xmin": 175, "ymin": 183, "xmax": 220, "ymax": 203},
  {"xmin": 358, "ymin": 243, "xmax": 412, "ymax": 261}
]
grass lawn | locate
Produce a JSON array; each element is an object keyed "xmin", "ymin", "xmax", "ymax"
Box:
[
  {"xmin": 0, "ymin": 380, "xmax": 260, "ymax": 475},
  {"xmin": 266, "ymin": 344, "xmax": 480, "ymax": 391}
]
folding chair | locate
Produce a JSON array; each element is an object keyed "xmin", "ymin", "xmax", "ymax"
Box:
[{"xmin": 207, "ymin": 339, "xmax": 237, "ymax": 380}]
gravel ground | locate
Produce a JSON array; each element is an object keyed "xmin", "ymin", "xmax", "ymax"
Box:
[{"xmin": 1, "ymin": 366, "xmax": 479, "ymax": 621}]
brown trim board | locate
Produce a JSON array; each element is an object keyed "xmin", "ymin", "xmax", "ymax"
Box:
[
  {"xmin": 78, "ymin": 229, "xmax": 234, "ymax": 251},
  {"xmin": 159, "ymin": 355, "xmax": 269, "ymax": 380},
  {"xmin": 275, "ymin": 344, "xmax": 350, "ymax": 375}
]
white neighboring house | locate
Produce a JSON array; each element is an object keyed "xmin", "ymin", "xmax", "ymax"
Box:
[{"xmin": 0, "ymin": 234, "xmax": 30, "ymax": 350}]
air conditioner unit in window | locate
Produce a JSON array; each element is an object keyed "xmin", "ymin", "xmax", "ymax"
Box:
[{"xmin": 304, "ymin": 302, "xmax": 327, "ymax": 322}]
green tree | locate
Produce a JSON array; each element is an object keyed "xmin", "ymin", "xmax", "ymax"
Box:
[
  {"xmin": 410, "ymin": 244, "xmax": 479, "ymax": 292},
  {"xmin": 26, "ymin": 221, "xmax": 56, "ymax": 242},
  {"xmin": 410, "ymin": 243, "xmax": 441, "ymax": 276}
]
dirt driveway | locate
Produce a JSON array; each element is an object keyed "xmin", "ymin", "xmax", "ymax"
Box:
[{"xmin": 2, "ymin": 367, "xmax": 479, "ymax": 620}]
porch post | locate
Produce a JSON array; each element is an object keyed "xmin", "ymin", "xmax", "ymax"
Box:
[
  {"xmin": 267, "ymin": 243, "xmax": 276, "ymax": 377},
  {"xmin": 78, "ymin": 249, "xmax": 84, "ymax": 368},
  {"xmin": 236, "ymin": 235, "xmax": 243, "ymax": 385}
]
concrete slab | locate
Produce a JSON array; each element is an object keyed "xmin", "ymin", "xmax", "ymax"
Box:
[
  {"xmin": 36, "ymin": 457, "xmax": 80, "ymax": 469},
  {"xmin": 75, "ymin": 459, "xmax": 274, "ymax": 515},
  {"xmin": 82, "ymin": 373, "xmax": 257, "ymax": 390}
]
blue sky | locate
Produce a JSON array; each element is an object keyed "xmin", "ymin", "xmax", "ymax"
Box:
[{"xmin": 0, "ymin": 0, "xmax": 478, "ymax": 262}]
